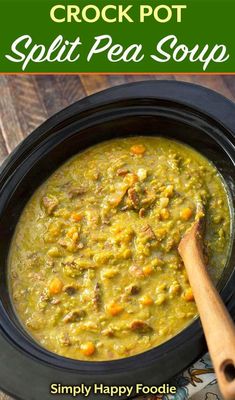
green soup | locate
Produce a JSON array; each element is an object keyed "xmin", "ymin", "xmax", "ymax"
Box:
[{"xmin": 9, "ymin": 137, "xmax": 231, "ymax": 360}]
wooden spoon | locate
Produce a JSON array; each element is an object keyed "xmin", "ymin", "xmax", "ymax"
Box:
[{"xmin": 178, "ymin": 220, "xmax": 235, "ymax": 400}]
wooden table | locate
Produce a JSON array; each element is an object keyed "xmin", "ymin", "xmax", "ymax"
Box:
[{"xmin": 0, "ymin": 74, "xmax": 235, "ymax": 400}]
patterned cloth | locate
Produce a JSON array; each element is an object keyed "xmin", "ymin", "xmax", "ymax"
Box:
[{"xmin": 136, "ymin": 354, "xmax": 221, "ymax": 400}]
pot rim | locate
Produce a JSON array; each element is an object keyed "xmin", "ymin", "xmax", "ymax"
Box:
[{"xmin": 0, "ymin": 80, "xmax": 235, "ymax": 376}]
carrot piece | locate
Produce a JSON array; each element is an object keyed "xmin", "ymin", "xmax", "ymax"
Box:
[
  {"xmin": 80, "ymin": 342, "xmax": 96, "ymax": 356},
  {"xmin": 49, "ymin": 277, "xmax": 63, "ymax": 295},
  {"xmin": 181, "ymin": 207, "xmax": 193, "ymax": 221},
  {"xmin": 107, "ymin": 303, "xmax": 123, "ymax": 316},
  {"xmin": 139, "ymin": 295, "xmax": 154, "ymax": 306},
  {"xmin": 143, "ymin": 265, "xmax": 154, "ymax": 276},
  {"xmin": 71, "ymin": 212, "xmax": 83, "ymax": 222},
  {"xmin": 130, "ymin": 144, "xmax": 146, "ymax": 155},
  {"xmin": 184, "ymin": 288, "xmax": 194, "ymax": 302}
]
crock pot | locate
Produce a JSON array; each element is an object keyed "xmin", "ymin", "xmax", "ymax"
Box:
[{"xmin": 0, "ymin": 80, "xmax": 234, "ymax": 400}]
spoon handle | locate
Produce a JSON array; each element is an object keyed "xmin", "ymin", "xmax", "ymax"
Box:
[{"xmin": 179, "ymin": 226, "xmax": 235, "ymax": 400}]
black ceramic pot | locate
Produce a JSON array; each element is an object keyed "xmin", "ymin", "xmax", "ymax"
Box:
[{"xmin": 0, "ymin": 80, "xmax": 234, "ymax": 400}]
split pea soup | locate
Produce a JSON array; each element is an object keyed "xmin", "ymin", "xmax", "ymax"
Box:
[{"xmin": 9, "ymin": 137, "xmax": 231, "ymax": 361}]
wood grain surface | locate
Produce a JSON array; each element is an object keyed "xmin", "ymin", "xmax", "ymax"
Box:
[{"xmin": 0, "ymin": 74, "xmax": 235, "ymax": 400}]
